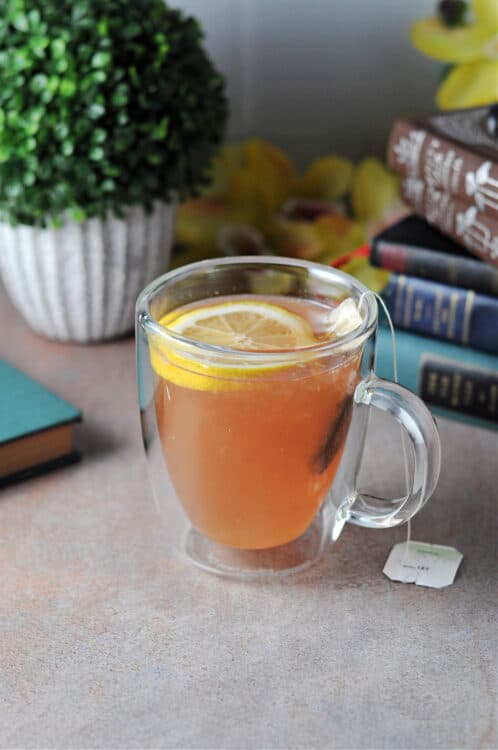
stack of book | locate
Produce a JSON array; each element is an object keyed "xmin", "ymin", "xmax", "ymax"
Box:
[
  {"xmin": 369, "ymin": 106, "xmax": 498, "ymax": 431},
  {"xmin": 370, "ymin": 215, "xmax": 498, "ymax": 432}
]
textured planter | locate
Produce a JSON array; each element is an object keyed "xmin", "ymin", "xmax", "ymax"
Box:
[{"xmin": 0, "ymin": 202, "xmax": 174, "ymax": 342}]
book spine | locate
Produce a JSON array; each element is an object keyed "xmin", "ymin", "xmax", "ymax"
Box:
[
  {"xmin": 370, "ymin": 239, "xmax": 498, "ymax": 296},
  {"xmin": 375, "ymin": 326, "xmax": 498, "ymax": 430},
  {"xmin": 383, "ymin": 274, "xmax": 498, "ymax": 354},
  {"xmin": 400, "ymin": 177, "xmax": 498, "ymax": 268},
  {"xmin": 419, "ymin": 355, "xmax": 498, "ymax": 423},
  {"xmin": 387, "ymin": 119, "xmax": 498, "ymax": 220}
]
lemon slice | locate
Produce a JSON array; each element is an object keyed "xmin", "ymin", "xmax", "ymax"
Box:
[
  {"xmin": 149, "ymin": 299, "xmax": 317, "ymax": 391},
  {"xmin": 164, "ymin": 300, "xmax": 315, "ymax": 350}
]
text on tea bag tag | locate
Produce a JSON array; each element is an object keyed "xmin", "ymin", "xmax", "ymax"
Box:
[{"xmin": 383, "ymin": 541, "xmax": 463, "ymax": 589}]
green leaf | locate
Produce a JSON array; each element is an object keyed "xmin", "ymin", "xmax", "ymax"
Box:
[
  {"xmin": 30, "ymin": 73, "xmax": 48, "ymax": 94},
  {"xmin": 111, "ymin": 84, "xmax": 129, "ymax": 107},
  {"xmin": 29, "ymin": 106, "xmax": 44, "ymax": 123},
  {"xmin": 123, "ymin": 23, "xmax": 141, "ymax": 39},
  {"xmin": 30, "ymin": 36, "xmax": 50, "ymax": 57},
  {"xmin": 152, "ymin": 116, "xmax": 170, "ymax": 140},
  {"xmin": 89, "ymin": 146, "xmax": 104, "ymax": 161},
  {"xmin": 51, "ymin": 38, "xmax": 66, "ymax": 58},
  {"xmin": 128, "ymin": 65, "xmax": 139, "ymax": 87},
  {"xmin": 0, "ymin": 144, "xmax": 11, "ymax": 163},
  {"xmin": 55, "ymin": 58, "xmax": 68, "ymax": 74},
  {"xmin": 92, "ymin": 128, "xmax": 107, "ymax": 144},
  {"xmin": 7, "ymin": 110, "xmax": 20, "ymax": 127},
  {"xmin": 91, "ymin": 51, "xmax": 111, "ymax": 68},
  {"xmin": 59, "ymin": 79, "xmax": 76, "ymax": 97},
  {"xmin": 23, "ymin": 171, "xmax": 36, "ymax": 186},
  {"xmin": 61, "ymin": 141, "xmax": 74, "ymax": 156},
  {"xmin": 47, "ymin": 75, "xmax": 60, "ymax": 93},
  {"xmin": 147, "ymin": 153, "xmax": 162, "ymax": 165},
  {"xmin": 28, "ymin": 9, "xmax": 41, "ymax": 26},
  {"xmin": 11, "ymin": 48, "xmax": 30, "ymax": 73},
  {"xmin": 41, "ymin": 88, "xmax": 55, "ymax": 104},
  {"xmin": 78, "ymin": 44, "xmax": 93, "ymax": 62},
  {"xmin": 12, "ymin": 13, "xmax": 29, "ymax": 32},
  {"xmin": 6, "ymin": 180, "xmax": 22, "ymax": 198},
  {"xmin": 92, "ymin": 70, "xmax": 107, "ymax": 84},
  {"xmin": 71, "ymin": 2, "xmax": 87, "ymax": 22},
  {"xmin": 97, "ymin": 19, "xmax": 109, "ymax": 37},
  {"xmin": 87, "ymin": 102, "xmax": 105, "ymax": 119},
  {"xmin": 70, "ymin": 206, "xmax": 86, "ymax": 221},
  {"xmin": 53, "ymin": 122, "xmax": 69, "ymax": 141}
]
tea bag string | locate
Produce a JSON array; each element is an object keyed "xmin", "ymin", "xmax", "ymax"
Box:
[{"xmin": 358, "ymin": 291, "xmax": 411, "ymax": 544}]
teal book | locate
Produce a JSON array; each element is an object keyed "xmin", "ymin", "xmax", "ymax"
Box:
[
  {"xmin": 0, "ymin": 359, "xmax": 81, "ymax": 487},
  {"xmin": 375, "ymin": 325, "xmax": 498, "ymax": 431}
]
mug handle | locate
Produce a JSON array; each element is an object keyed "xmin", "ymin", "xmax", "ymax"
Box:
[{"xmin": 340, "ymin": 375, "xmax": 441, "ymax": 529}]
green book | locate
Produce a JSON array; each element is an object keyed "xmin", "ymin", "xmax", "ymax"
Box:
[
  {"xmin": 375, "ymin": 326, "xmax": 498, "ymax": 431},
  {"xmin": 0, "ymin": 359, "xmax": 82, "ymax": 487}
]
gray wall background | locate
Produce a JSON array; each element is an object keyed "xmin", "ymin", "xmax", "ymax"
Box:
[{"xmin": 175, "ymin": 0, "xmax": 440, "ymax": 165}]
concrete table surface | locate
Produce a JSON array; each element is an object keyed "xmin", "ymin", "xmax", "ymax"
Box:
[{"xmin": 0, "ymin": 291, "xmax": 497, "ymax": 750}]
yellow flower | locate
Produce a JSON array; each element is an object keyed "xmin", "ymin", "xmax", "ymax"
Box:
[
  {"xmin": 351, "ymin": 159, "xmax": 401, "ymax": 222},
  {"xmin": 314, "ymin": 216, "xmax": 366, "ymax": 263},
  {"xmin": 267, "ymin": 218, "xmax": 324, "ymax": 260},
  {"xmin": 202, "ymin": 144, "xmax": 244, "ymax": 199},
  {"xmin": 198, "ymin": 139, "xmax": 298, "ymax": 228},
  {"xmin": 244, "ymin": 139, "xmax": 297, "ymax": 207},
  {"xmin": 411, "ymin": 0, "xmax": 498, "ymax": 109},
  {"xmin": 267, "ymin": 214, "xmax": 366, "ymax": 263},
  {"xmin": 175, "ymin": 198, "xmax": 242, "ymax": 254},
  {"xmin": 297, "ymin": 155, "xmax": 354, "ymax": 200}
]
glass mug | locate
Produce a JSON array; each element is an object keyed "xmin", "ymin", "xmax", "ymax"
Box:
[{"xmin": 136, "ymin": 257, "xmax": 441, "ymax": 579}]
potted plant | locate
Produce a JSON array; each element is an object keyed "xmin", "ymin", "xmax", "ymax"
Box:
[{"xmin": 0, "ymin": 0, "xmax": 227, "ymax": 342}]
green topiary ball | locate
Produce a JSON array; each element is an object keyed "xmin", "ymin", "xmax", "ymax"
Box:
[{"xmin": 0, "ymin": 0, "xmax": 228, "ymax": 226}]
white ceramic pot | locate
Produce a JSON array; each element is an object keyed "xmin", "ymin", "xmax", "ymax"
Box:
[{"xmin": 0, "ymin": 202, "xmax": 175, "ymax": 342}]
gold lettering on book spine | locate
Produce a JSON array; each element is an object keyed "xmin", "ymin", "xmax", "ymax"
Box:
[
  {"xmin": 461, "ymin": 290, "xmax": 475, "ymax": 345},
  {"xmin": 447, "ymin": 293, "xmax": 459, "ymax": 339},
  {"xmin": 463, "ymin": 379, "xmax": 474, "ymax": 407},
  {"xmin": 450, "ymin": 373, "xmax": 461, "ymax": 408},
  {"xmin": 433, "ymin": 292, "xmax": 443, "ymax": 335},
  {"xmin": 426, "ymin": 371, "xmax": 438, "ymax": 397},
  {"xmin": 413, "ymin": 297, "xmax": 424, "ymax": 322}
]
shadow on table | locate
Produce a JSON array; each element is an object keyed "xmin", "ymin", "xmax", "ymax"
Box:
[{"xmin": 75, "ymin": 420, "xmax": 125, "ymax": 461}]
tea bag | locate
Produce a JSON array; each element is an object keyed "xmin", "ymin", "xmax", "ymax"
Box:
[{"xmin": 328, "ymin": 297, "xmax": 363, "ymax": 338}]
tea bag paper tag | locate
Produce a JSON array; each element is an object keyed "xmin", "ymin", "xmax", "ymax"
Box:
[
  {"xmin": 328, "ymin": 298, "xmax": 362, "ymax": 336},
  {"xmin": 383, "ymin": 541, "xmax": 463, "ymax": 589}
]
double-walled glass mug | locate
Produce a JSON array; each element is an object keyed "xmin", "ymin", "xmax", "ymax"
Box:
[{"xmin": 136, "ymin": 257, "xmax": 441, "ymax": 579}]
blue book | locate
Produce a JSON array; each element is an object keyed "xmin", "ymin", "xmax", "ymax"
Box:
[
  {"xmin": 371, "ymin": 215, "xmax": 498, "ymax": 297},
  {"xmin": 375, "ymin": 325, "xmax": 498, "ymax": 431},
  {"xmin": 0, "ymin": 359, "xmax": 81, "ymax": 487},
  {"xmin": 383, "ymin": 274, "xmax": 498, "ymax": 354}
]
